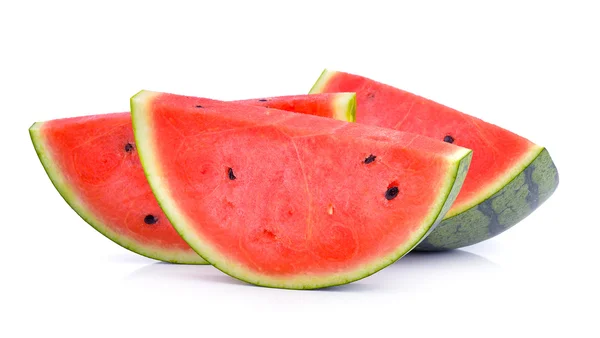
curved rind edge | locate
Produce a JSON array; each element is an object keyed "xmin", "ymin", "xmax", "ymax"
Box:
[
  {"xmin": 132, "ymin": 91, "xmax": 473, "ymax": 289},
  {"xmin": 29, "ymin": 120, "xmax": 207, "ymax": 265},
  {"xmin": 331, "ymin": 92, "xmax": 357, "ymax": 123},
  {"xmin": 444, "ymin": 144, "xmax": 544, "ymax": 218},
  {"xmin": 310, "ymin": 70, "xmax": 356, "ymax": 122},
  {"xmin": 347, "ymin": 93, "xmax": 357, "ymax": 122},
  {"xmin": 416, "ymin": 147, "xmax": 559, "ymax": 251},
  {"xmin": 413, "ymin": 150, "xmax": 473, "ymax": 247},
  {"xmin": 308, "ymin": 69, "xmax": 336, "ymax": 94}
]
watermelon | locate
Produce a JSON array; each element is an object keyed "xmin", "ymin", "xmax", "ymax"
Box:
[
  {"xmin": 310, "ymin": 70, "xmax": 559, "ymax": 250},
  {"xmin": 29, "ymin": 93, "xmax": 356, "ymax": 264},
  {"xmin": 131, "ymin": 90, "xmax": 472, "ymax": 289}
]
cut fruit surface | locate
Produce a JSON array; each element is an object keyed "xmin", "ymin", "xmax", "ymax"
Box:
[
  {"xmin": 235, "ymin": 92, "xmax": 356, "ymax": 122},
  {"xmin": 30, "ymin": 93, "xmax": 356, "ymax": 263},
  {"xmin": 310, "ymin": 70, "xmax": 559, "ymax": 250},
  {"xmin": 30, "ymin": 113, "xmax": 202, "ymax": 263},
  {"xmin": 132, "ymin": 90, "xmax": 472, "ymax": 289}
]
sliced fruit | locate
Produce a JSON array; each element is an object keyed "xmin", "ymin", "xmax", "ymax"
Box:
[
  {"xmin": 30, "ymin": 93, "xmax": 356, "ymax": 263},
  {"xmin": 310, "ymin": 70, "xmax": 559, "ymax": 250},
  {"xmin": 235, "ymin": 92, "xmax": 356, "ymax": 122},
  {"xmin": 131, "ymin": 90, "xmax": 472, "ymax": 289}
]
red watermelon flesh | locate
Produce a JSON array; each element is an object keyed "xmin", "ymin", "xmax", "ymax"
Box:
[
  {"xmin": 131, "ymin": 90, "xmax": 472, "ymax": 289},
  {"xmin": 310, "ymin": 70, "xmax": 558, "ymax": 250},
  {"xmin": 235, "ymin": 93, "xmax": 355, "ymax": 121},
  {"xmin": 29, "ymin": 93, "xmax": 356, "ymax": 264}
]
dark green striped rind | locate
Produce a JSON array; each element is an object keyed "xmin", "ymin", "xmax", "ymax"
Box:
[{"xmin": 416, "ymin": 148, "xmax": 559, "ymax": 251}]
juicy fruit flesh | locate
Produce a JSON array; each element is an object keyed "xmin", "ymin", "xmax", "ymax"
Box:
[
  {"xmin": 311, "ymin": 70, "xmax": 540, "ymax": 217},
  {"xmin": 32, "ymin": 93, "xmax": 356, "ymax": 262},
  {"xmin": 235, "ymin": 92, "xmax": 355, "ymax": 121},
  {"xmin": 37, "ymin": 113, "xmax": 195, "ymax": 252},
  {"xmin": 134, "ymin": 91, "xmax": 470, "ymax": 280}
]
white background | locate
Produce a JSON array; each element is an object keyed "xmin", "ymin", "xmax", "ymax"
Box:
[{"xmin": 1, "ymin": 1, "xmax": 598, "ymax": 337}]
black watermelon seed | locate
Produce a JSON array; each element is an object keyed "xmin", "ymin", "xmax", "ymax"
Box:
[
  {"xmin": 367, "ymin": 93, "xmax": 375, "ymax": 99},
  {"xmin": 124, "ymin": 143, "xmax": 134, "ymax": 152},
  {"xmin": 258, "ymin": 99, "xmax": 268, "ymax": 102},
  {"xmin": 144, "ymin": 214, "xmax": 158, "ymax": 225},
  {"xmin": 385, "ymin": 186, "xmax": 399, "ymax": 200},
  {"xmin": 443, "ymin": 135, "xmax": 455, "ymax": 143},
  {"xmin": 195, "ymin": 105, "xmax": 203, "ymax": 108},
  {"xmin": 364, "ymin": 154, "xmax": 376, "ymax": 164},
  {"xmin": 228, "ymin": 167, "xmax": 236, "ymax": 180}
]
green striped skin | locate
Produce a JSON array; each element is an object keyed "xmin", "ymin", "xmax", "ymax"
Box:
[{"xmin": 416, "ymin": 148, "xmax": 559, "ymax": 251}]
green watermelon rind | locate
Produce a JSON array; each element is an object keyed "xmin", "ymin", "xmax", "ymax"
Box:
[
  {"xmin": 332, "ymin": 92, "xmax": 357, "ymax": 122},
  {"xmin": 132, "ymin": 90, "xmax": 473, "ymax": 289},
  {"xmin": 310, "ymin": 69, "xmax": 560, "ymax": 251},
  {"xmin": 309, "ymin": 69, "xmax": 335, "ymax": 94},
  {"xmin": 29, "ymin": 123, "xmax": 208, "ymax": 264},
  {"xmin": 416, "ymin": 147, "xmax": 559, "ymax": 251}
]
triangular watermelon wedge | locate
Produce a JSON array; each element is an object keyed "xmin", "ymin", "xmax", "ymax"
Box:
[
  {"xmin": 131, "ymin": 90, "xmax": 472, "ymax": 289},
  {"xmin": 310, "ymin": 70, "xmax": 559, "ymax": 250},
  {"xmin": 29, "ymin": 93, "xmax": 356, "ymax": 264}
]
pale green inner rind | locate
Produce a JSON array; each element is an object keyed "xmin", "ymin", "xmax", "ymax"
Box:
[
  {"xmin": 394, "ymin": 150, "xmax": 472, "ymax": 253},
  {"xmin": 424, "ymin": 151, "xmax": 473, "ymax": 237},
  {"xmin": 444, "ymin": 144, "xmax": 544, "ymax": 218},
  {"xmin": 416, "ymin": 147, "xmax": 558, "ymax": 251},
  {"xmin": 308, "ymin": 69, "xmax": 337, "ymax": 94},
  {"xmin": 133, "ymin": 91, "xmax": 472, "ymax": 289},
  {"xmin": 29, "ymin": 121, "xmax": 207, "ymax": 264},
  {"xmin": 331, "ymin": 92, "xmax": 357, "ymax": 122}
]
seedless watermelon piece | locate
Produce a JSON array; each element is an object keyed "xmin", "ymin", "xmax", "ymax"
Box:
[
  {"xmin": 132, "ymin": 90, "xmax": 472, "ymax": 289},
  {"xmin": 30, "ymin": 93, "xmax": 356, "ymax": 264},
  {"xmin": 310, "ymin": 70, "xmax": 559, "ymax": 250}
]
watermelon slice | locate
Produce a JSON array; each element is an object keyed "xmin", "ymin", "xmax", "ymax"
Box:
[
  {"xmin": 131, "ymin": 90, "xmax": 472, "ymax": 289},
  {"xmin": 29, "ymin": 93, "xmax": 356, "ymax": 264},
  {"xmin": 310, "ymin": 70, "xmax": 559, "ymax": 250}
]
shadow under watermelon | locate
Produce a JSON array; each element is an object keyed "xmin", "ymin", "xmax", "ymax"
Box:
[{"xmin": 124, "ymin": 249, "xmax": 498, "ymax": 291}]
